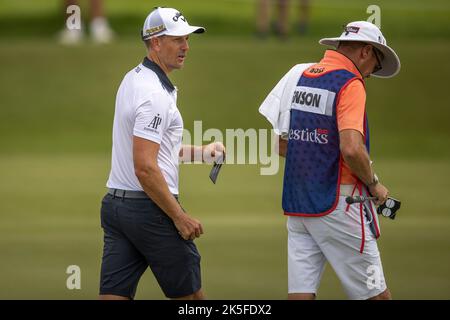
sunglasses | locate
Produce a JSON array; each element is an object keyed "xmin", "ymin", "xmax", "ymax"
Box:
[{"xmin": 372, "ymin": 47, "xmax": 383, "ymax": 73}]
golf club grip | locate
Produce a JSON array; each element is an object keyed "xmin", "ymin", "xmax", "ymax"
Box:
[{"xmin": 345, "ymin": 195, "xmax": 377, "ymax": 204}]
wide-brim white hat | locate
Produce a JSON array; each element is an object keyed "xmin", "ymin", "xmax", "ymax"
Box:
[
  {"xmin": 142, "ymin": 7, "xmax": 205, "ymax": 40},
  {"xmin": 319, "ymin": 21, "xmax": 400, "ymax": 78}
]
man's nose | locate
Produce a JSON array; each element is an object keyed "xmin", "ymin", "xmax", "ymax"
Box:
[{"xmin": 182, "ymin": 39, "xmax": 189, "ymax": 51}]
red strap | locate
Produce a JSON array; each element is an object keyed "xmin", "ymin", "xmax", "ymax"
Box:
[
  {"xmin": 345, "ymin": 184, "xmax": 358, "ymax": 213},
  {"xmin": 343, "ymin": 182, "xmax": 365, "ymax": 253},
  {"xmin": 357, "ymin": 182, "xmax": 365, "ymax": 254}
]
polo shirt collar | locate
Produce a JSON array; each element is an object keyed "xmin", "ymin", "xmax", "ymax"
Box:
[
  {"xmin": 142, "ymin": 57, "xmax": 175, "ymax": 93},
  {"xmin": 320, "ymin": 50, "xmax": 363, "ymax": 79}
]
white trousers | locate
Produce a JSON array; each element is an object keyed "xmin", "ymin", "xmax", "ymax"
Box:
[{"xmin": 287, "ymin": 193, "xmax": 387, "ymax": 300}]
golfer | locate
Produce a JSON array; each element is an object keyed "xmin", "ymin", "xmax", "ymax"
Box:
[
  {"xmin": 259, "ymin": 21, "xmax": 400, "ymax": 300},
  {"xmin": 99, "ymin": 7, "xmax": 224, "ymax": 300}
]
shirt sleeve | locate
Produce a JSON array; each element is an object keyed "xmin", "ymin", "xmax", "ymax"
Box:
[
  {"xmin": 337, "ymin": 79, "xmax": 366, "ymax": 135},
  {"xmin": 133, "ymin": 92, "xmax": 172, "ymax": 144}
]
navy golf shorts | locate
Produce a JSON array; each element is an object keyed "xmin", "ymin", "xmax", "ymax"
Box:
[{"xmin": 99, "ymin": 193, "xmax": 201, "ymax": 299}]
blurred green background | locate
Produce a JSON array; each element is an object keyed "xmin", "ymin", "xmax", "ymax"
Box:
[{"xmin": 0, "ymin": 0, "xmax": 449, "ymax": 299}]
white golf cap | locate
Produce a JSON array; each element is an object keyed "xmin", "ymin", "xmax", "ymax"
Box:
[
  {"xmin": 141, "ymin": 7, "xmax": 205, "ymax": 40},
  {"xmin": 319, "ymin": 21, "xmax": 400, "ymax": 78}
]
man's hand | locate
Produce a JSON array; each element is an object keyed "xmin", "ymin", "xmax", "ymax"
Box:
[
  {"xmin": 368, "ymin": 182, "xmax": 389, "ymax": 206},
  {"xmin": 202, "ymin": 142, "xmax": 226, "ymax": 164},
  {"xmin": 173, "ymin": 213, "xmax": 204, "ymax": 240}
]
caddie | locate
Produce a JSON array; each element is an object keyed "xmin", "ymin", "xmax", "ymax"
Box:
[{"xmin": 259, "ymin": 21, "xmax": 401, "ymax": 300}]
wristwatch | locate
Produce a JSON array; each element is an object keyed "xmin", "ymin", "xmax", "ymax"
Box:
[{"xmin": 367, "ymin": 173, "xmax": 379, "ymax": 188}]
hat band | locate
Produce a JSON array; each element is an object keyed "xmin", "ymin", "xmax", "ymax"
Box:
[{"xmin": 144, "ymin": 25, "xmax": 167, "ymax": 39}]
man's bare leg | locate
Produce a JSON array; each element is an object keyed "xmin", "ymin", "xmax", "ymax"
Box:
[
  {"xmin": 99, "ymin": 294, "xmax": 130, "ymax": 300},
  {"xmin": 368, "ymin": 288, "xmax": 392, "ymax": 300},
  {"xmin": 99, "ymin": 289, "xmax": 205, "ymax": 300},
  {"xmin": 172, "ymin": 289, "xmax": 205, "ymax": 300},
  {"xmin": 276, "ymin": 0, "xmax": 290, "ymax": 37},
  {"xmin": 288, "ymin": 293, "xmax": 316, "ymax": 300},
  {"xmin": 256, "ymin": 0, "xmax": 271, "ymax": 36}
]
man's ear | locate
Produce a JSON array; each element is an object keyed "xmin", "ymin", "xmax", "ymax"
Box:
[
  {"xmin": 361, "ymin": 45, "xmax": 372, "ymax": 59},
  {"xmin": 150, "ymin": 37, "xmax": 161, "ymax": 52}
]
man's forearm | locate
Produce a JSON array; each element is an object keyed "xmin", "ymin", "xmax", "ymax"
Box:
[
  {"xmin": 277, "ymin": 136, "xmax": 288, "ymax": 157},
  {"xmin": 179, "ymin": 145, "xmax": 203, "ymax": 163},
  {"xmin": 342, "ymin": 144, "xmax": 375, "ymax": 186},
  {"xmin": 136, "ymin": 166, "xmax": 184, "ymax": 221}
]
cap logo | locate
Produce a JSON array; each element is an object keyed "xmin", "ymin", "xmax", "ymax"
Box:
[
  {"xmin": 344, "ymin": 26, "xmax": 360, "ymax": 36},
  {"xmin": 146, "ymin": 24, "xmax": 166, "ymax": 36},
  {"xmin": 173, "ymin": 12, "xmax": 186, "ymax": 22}
]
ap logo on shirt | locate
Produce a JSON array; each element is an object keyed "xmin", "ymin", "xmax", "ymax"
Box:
[
  {"xmin": 149, "ymin": 114, "xmax": 162, "ymax": 129},
  {"xmin": 144, "ymin": 114, "xmax": 163, "ymax": 134}
]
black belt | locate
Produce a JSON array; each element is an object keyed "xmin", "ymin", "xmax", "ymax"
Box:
[
  {"xmin": 108, "ymin": 188, "xmax": 149, "ymax": 199},
  {"xmin": 108, "ymin": 188, "xmax": 179, "ymax": 200}
]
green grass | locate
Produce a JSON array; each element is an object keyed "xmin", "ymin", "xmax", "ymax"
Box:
[
  {"xmin": 0, "ymin": 155, "xmax": 449, "ymax": 299},
  {"xmin": 0, "ymin": 0, "xmax": 449, "ymax": 39},
  {"xmin": 1, "ymin": 38, "xmax": 450, "ymax": 158}
]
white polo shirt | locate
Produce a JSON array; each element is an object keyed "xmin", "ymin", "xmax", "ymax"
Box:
[{"xmin": 106, "ymin": 57, "xmax": 183, "ymax": 195}]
